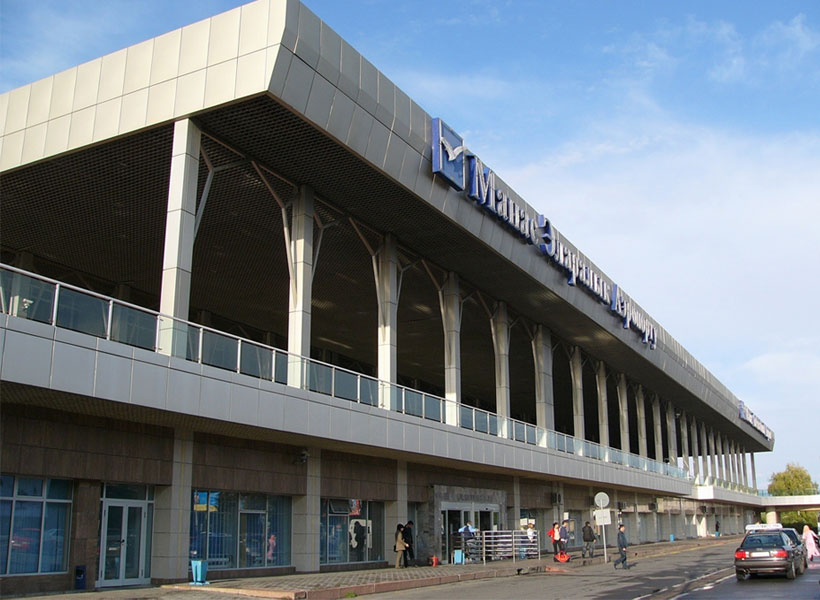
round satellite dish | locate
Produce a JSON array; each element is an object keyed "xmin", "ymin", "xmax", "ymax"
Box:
[{"xmin": 594, "ymin": 492, "xmax": 610, "ymax": 508}]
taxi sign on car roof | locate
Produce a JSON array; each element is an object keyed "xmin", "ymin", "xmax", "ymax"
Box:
[{"xmin": 745, "ymin": 523, "xmax": 782, "ymax": 531}]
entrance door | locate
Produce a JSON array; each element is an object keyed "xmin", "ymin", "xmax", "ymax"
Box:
[{"xmin": 99, "ymin": 501, "xmax": 150, "ymax": 587}]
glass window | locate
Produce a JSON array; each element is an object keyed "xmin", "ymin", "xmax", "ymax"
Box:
[
  {"xmin": 40, "ymin": 503, "xmax": 69, "ymax": 572},
  {"xmin": 320, "ymin": 499, "xmax": 385, "ymax": 565},
  {"xmin": 266, "ymin": 496, "xmax": 291, "ymax": 567},
  {"xmin": 208, "ymin": 492, "xmax": 238, "ymax": 569},
  {"xmin": 16, "ymin": 478, "xmax": 43, "ymax": 497},
  {"xmin": 0, "ymin": 477, "xmax": 72, "ymax": 575},
  {"xmin": 240, "ymin": 494, "xmax": 265, "ymax": 511},
  {"xmin": 9, "ymin": 501, "xmax": 42, "ymax": 573},
  {"xmin": 189, "ymin": 491, "xmax": 291, "ymax": 569},
  {"xmin": 0, "ymin": 500, "xmax": 11, "ymax": 575},
  {"xmin": 0, "ymin": 476, "xmax": 13, "ymax": 497},
  {"xmin": 105, "ymin": 484, "xmax": 146, "ymax": 500},
  {"xmin": 47, "ymin": 480, "xmax": 73, "ymax": 500},
  {"xmin": 55, "ymin": 288, "xmax": 108, "ymax": 338}
]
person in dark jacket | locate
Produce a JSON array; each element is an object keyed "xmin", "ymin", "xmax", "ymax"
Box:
[
  {"xmin": 613, "ymin": 523, "xmax": 630, "ymax": 569},
  {"xmin": 559, "ymin": 520, "xmax": 569, "ymax": 553},
  {"xmin": 581, "ymin": 521, "xmax": 596, "ymax": 558},
  {"xmin": 402, "ymin": 520, "xmax": 415, "ymax": 566}
]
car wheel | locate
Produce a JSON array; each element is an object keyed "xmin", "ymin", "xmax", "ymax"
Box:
[
  {"xmin": 797, "ymin": 558, "xmax": 805, "ymax": 575},
  {"xmin": 735, "ymin": 570, "xmax": 746, "ymax": 582},
  {"xmin": 786, "ymin": 562, "xmax": 796, "ymax": 580}
]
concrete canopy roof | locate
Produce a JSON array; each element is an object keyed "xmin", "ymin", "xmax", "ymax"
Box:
[{"xmin": 0, "ymin": 0, "xmax": 773, "ymax": 452}]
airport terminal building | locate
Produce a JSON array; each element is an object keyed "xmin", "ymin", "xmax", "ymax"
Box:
[{"xmin": 0, "ymin": 0, "xmax": 774, "ymax": 594}]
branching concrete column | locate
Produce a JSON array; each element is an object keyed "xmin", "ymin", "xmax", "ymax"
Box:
[
  {"xmin": 680, "ymin": 410, "xmax": 690, "ymax": 474},
  {"xmin": 652, "ymin": 395, "xmax": 663, "ymax": 462},
  {"xmin": 635, "ymin": 385, "xmax": 648, "ymax": 457},
  {"xmin": 700, "ymin": 422, "xmax": 710, "ymax": 481},
  {"xmin": 570, "ymin": 347, "xmax": 585, "ymax": 442},
  {"xmin": 690, "ymin": 415, "xmax": 700, "ymax": 481},
  {"xmin": 491, "ymin": 302, "xmax": 511, "ymax": 436},
  {"xmin": 375, "ymin": 234, "xmax": 399, "ymax": 409},
  {"xmin": 708, "ymin": 428, "xmax": 718, "ymax": 482},
  {"xmin": 159, "ymin": 119, "xmax": 200, "ymax": 356},
  {"xmin": 595, "ymin": 361, "xmax": 609, "ymax": 450},
  {"xmin": 531, "ymin": 325, "xmax": 554, "ymax": 431},
  {"xmin": 740, "ymin": 448, "xmax": 749, "ymax": 488},
  {"xmin": 715, "ymin": 432, "xmax": 726, "ymax": 483},
  {"xmin": 729, "ymin": 441, "xmax": 738, "ymax": 485},
  {"xmin": 287, "ymin": 185, "xmax": 314, "ymax": 387},
  {"xmin": 152, "ymin": 429, "xmax": 193, "ymax": 581},
  {"xmin": 440, "ymin": 272, "xmax": 462, "ymax": 425},
  {"xmin": 722, "ymin": 436, "xmax": 732, "ymax": 484},
  {"xmin": 293, "ymin": 448, "xmax": 321, "ymax": 572},
  {"xmin": 617, "ymin": 374, "xmax": 630, "ymax": 453},
  {"xmin": 750, "ymin": 453, "xmax": 758, "ymax": 490},
  {"xmin": 665, "ymin": 402, "xmax": 678, "ymax": 468}
]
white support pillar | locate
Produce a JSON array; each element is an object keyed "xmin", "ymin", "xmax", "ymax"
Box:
[
  {"xmin": 715, "ymin": 432, "xmax": 726, "ymax": 483},
  {"xmin": 152, "ymin": 429, "xmax": 193, "ymax": 581},
  {"xmin": 293, "ymin": 448, "xmax": 321, "ymax": 572},
  {"xmin": 570, "ymin": 347, "xmax": 585, "ymax": 442},
  {"xmin": 729, "ymin": 441, "xmax": 738, "ymax": 485},
  {"xmin": 708, "ymin": 428, "xmax": 719, "ymax": 483},
  {"xmin": 617, "ymin": 374, "xmax": 630, "ymax": 453},
  {"xmin": 596, "ymin": 361, "xmax": 610, "ymax": 449},
  {"xmin": 635, "ymin": 386, "xmax": 648, "ymax": 457},
  {"xmin": 722, "ymin": 436, "xmax": 731, "ymax": 484},
  {"xmin": 750, "ymin": 453, "xmax": 758, "ymax": 490},
  {"xmin": 690, "ymin": 415, "xmax": 700, "ymax": 481},
  {"xmin": 440, "ymin": 272, "xmax": 461, "ymax": 425},
  {"xmin": 158, "ymin": 119, "xmax": 200, "ymax": 356},
  {"xmin": 532, "ymin": 325, "xmax": 555, "ymax": 431},
  {"xmin": 287, "ymin": 185, "xmax": 314, "ymax": 387},
  {"xmin": 375, "ymin": 233, "xmax": 399, "ymax": 409},
  {"xmin": 680, "ymin": 410, "xmax": 690, "ymax": 474},
  {"xmin": 652, "ymin": 395, "xmax": 663, "ymax": 463},
  {"xmin": 665, "ymin": 402, "xmax": 678, "ymax": 468},
  {"xmin": 490, "ymin": 302, "xmax": 511, "ymax": 428},
  {"xmin": 700, "ymin": 422, "xmax": 710, "ymax": 482},
  {"xmin": 741, "ymin": 449, "xmax": 749, "ymax": 488}
]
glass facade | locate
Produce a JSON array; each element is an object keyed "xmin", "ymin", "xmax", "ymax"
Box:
[
  {"xmin": 190, "ymin": 491, "xmax": 291, "ymax": 569},
  {"xmin": 320, "ymin": 499, "xmax": 384, "ymax": 564},
  {"xmin": 0, "ymin": 475, "xmax": 73, "ymax": 575}
]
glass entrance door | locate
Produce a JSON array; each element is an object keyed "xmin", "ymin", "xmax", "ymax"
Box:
[{"xmin": 99, "ymin": 501, "xmax": 150, "ymax": 587}]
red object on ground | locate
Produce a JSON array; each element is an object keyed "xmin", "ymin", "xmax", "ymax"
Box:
[
  {"xmin": 556, "ymin": 551, "xmax": 571, "ymax": 563},
  {"xmin": 431, "ymin": 556, "xmax": 440, "ymax": 566}
]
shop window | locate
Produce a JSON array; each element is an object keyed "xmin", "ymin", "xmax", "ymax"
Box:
[
  {"xmin": 0, "ymin": 475, "xmax": 73, "ymax": 575},
  {"xmin": 189, "ymin": 491, "xmax": 291, "ymax": 569},
  {"xmin": 320, "ymin": 499, "xmax": 385, "ymax": 565}
]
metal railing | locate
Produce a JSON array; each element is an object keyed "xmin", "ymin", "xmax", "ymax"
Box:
[
  {"xmin": 450, "ymin": 531, "xmax": 540, "ymax": 564},
  {"xmin": 0, "ymin": 264, "xmax": 696, "ymax": 483}
]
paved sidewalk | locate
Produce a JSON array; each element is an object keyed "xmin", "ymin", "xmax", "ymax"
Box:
[{"xmin": 158, "ymin": 535, "xmax": 740, "ymax": 600}]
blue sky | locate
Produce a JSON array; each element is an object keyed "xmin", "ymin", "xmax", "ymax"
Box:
[{"xmin": 2, "ymin": 0, "xmax": 819, "ymax": 488}]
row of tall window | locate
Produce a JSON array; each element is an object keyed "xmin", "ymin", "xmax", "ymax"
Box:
[{"xmin": 0, "ymin": 476, "xmax": 72, "ymax": 575}]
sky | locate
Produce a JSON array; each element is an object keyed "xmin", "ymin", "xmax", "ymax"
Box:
[{"xmin": 2, "ymin": 0, "xmax": 819, "ymax": 490}]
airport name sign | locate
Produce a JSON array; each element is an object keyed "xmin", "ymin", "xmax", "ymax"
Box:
[{"xmin": 432, "ymin": 118, "xmax": 657, "ymax": 349}]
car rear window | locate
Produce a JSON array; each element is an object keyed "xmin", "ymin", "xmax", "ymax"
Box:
[
  {"xmin": 782, "ymin": 530, "xmax": 799, "ymax": 544},
  {"xmin": 741, "ymin": 534, "xmax": 783, "ymax": 548}
]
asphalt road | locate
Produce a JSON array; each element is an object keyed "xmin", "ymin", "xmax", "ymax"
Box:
[
  {"xmin": 365, "ymin": 541, "xmax": 740, "ymax": 600},
  {"xmin": 674, "ymin": 558, "xmax": 820, "ymax": 599}
]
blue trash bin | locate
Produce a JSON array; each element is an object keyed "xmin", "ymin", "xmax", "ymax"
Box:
[
  {"xmin": 669, "ymin": 534, "xmax": 675, "ymax": 542},
  {"xmin": 190, "ymin": 559, "xmax": 208, "ymax": 585}
]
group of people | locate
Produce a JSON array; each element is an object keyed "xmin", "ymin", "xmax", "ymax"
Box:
[
  {"xmin": 393, "ymin": 520, "xmax": 415, "ymax": 568},
  {"xmin": 548, "ymin": 519, "xmax": 631, "ymax": 569}
]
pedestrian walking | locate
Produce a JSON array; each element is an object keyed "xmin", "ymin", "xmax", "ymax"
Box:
[
  {"xmin": 581, "ymin": 521, "xmax": 597, "ymax": 558},
  {"xmin": 803, "ymin": 524, "xmax": 820, "ymax": 561},
  {"xmin": 714, "ymin": 520, "xmax": 720, "ymax": 537},
  {"xmin": 402, "ymin": 520, "xmax": 415, "ymax": 566},
  {"xmin": 394, "ymin": 523, "xmax": 408, "ymax": 568},
  {"xmin": 613, "ymin": 523, "xmax": 630, "ymax": 569}
]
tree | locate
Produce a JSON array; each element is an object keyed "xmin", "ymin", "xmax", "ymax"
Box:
[{"xmin": 767, "ymin": 463, "xmax": 819, "ymax": 528}]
